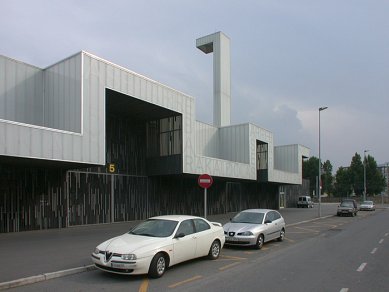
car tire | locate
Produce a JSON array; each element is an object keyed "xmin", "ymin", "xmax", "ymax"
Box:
[
  {"xmin": 208, "ymin": 240, "xmax": 221, "ymax": 260},
  {"xmin": 255, "ymin": 234, "xmax": 264, "ymax": 249},
  {"xmin": 277, "ymin": 229, "xmax": 285, "ymax": 242},
  {"xmin": 148, "ymin": 253, "xmax": 167, "ymax": 278}
]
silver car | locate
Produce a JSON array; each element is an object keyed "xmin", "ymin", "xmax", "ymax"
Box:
[
  {"xmin": 223, "ymin": 209, "xmax": 286, "ymax": 249},
  {"xmin": 359, "ymin": 200, "xmax": 375, "ymax": 211}
]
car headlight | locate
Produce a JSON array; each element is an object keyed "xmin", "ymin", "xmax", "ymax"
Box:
[
  {"xmin": 238, "ymin": 231, "xmax": 253, "ymax": 236},
  {"xmin": 121, "ymin": 254, "xmax": 137, "ymax": 260},
  {"xmin": 94, "ymin": 248, "xmax": 100, "ymax": 254}
]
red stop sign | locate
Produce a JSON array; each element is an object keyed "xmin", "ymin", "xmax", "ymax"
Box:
[{"xmin": 198, "ymin": 174, "xmax": 213, "ymax": 189}]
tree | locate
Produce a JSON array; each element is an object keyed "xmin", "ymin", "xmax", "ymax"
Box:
[
  {"xmin": 322, "ymin": 160, "xmax": 334, "ymax": 195},
  {"xmin": 303, "ymin": 156, "xmax": 319, "ymax": 197},
  {"xmin": 303, "ymin": 156, "xmax": 333, "ymax": 197},
  {"xmin": 348, "ymin": 153, "xmax": 364, "ymax": 196},
  {"xmin": 334, "ymin": 167, "xmax": 352, "ymax": 197},
  {"xmin": 365, "ymin": 155, "xmax": 386, "ymax": 195},
  {"xmin": 337, "ymin": 152, "xmax": 386, "ymax": 198}
]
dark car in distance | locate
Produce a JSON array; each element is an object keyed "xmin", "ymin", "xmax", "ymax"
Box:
[{"xmin": 337, "ymin": 199, "xmax": 358, "ymax": 217}]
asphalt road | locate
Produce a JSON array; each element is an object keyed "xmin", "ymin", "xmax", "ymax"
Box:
[
  {"xmin": 4, "ymin": 203, "xmax": 388, "ymax": 291},
  {"xmin": 0, "ymin": 203, "xmax": 338, "ymax": 285}
]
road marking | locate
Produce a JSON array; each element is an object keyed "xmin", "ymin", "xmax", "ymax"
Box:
[
  {"xmin": 284, "ymin": 237, "xmax": 295, "ymax": 243},
  {"xmin": 168, "ymin": 275, "xmax": 202, "ymax": 288},
  {"xmin": 313, "ymin": 222, "xmax": 338, "ymax": 228},
  {"xmin": 357, "ymin": 263, "xmax": 367, "ymax": 272},
  {"xmin": 371, "ymin": 248, "xmax": 378, "ymax": 254},
  {"xmin": 379, "ymin": 239, "xmax": 384, "ymax": 244},
  {"xmin": 339, "ymin": 288, "xmax": 349, "ymax": 292},
  {"xmin": 385, "ymin": 233, "xmax": 388, "ymax": 237},
  {"xmin": 138, "ymin": 279, "xmax": 149, "ymax": 292},
  {"xmin": 221, "ymin": 255, "xmax": 247, "ymax": 260},
  {"xmin": 219, "ymin": 261, "xmax": 241, "ymax": 271},
  {"xmin": 294, "ymin": 226, "xmax": 320, "ymax": 233}
]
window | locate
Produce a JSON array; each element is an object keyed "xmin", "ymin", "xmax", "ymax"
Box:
[
  {"xmin": 256, "ymin": 141, "xmax": 268, "ymax": 170},
  {"xmin": 273, "ymin": 212, "xmax": 281, "ymax": 220},
  {"xmin": 146, "ymin": 116, "xmax": 182, "ymax": 157},
  {"xmin": 265, "ymin": 212, "xmax": 274, "ymax": 222},
  {"xmin": 193, "ymin": 219, "xmax": 210, "ymax": 232},
  {"xmin": 176, "ymin": 220, "xmax": 195, "ymax": 236}
]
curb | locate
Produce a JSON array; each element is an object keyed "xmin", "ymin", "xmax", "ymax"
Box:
[{"xmin": 0, "ymin": 265, "xmax": 96, "ymax": 290}]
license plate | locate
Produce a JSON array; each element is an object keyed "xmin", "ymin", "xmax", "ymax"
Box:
[
  {"xmin": 111, "ymin": 263, "xmax": 125, "ymax": 268},
  {"xmin": 226, "ymin": 236, "xmax": 237, "ymax": 241}
]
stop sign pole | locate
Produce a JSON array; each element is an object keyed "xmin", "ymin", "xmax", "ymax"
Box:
[{"xmin": 198, "ymin": 174, "xmax": 213, "ymax": 219}]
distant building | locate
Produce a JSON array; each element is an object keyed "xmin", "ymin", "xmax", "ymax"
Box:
[{"xmin": 0, "ymin": 32, "xmax": 309, "ymax": 232}]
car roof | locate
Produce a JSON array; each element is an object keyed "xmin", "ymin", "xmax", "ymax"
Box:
[
  {"xmin": 148, "ymin": 215, "xmax": 204, "ymax": 221},
  {"xmin": 239, "ymin": 209, "xmax": 276, "ymax": 214}
]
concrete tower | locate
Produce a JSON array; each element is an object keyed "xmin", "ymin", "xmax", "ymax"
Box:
[{"xmin": 196, "ymin": 32, "xmax": 231, "ymax": 127}]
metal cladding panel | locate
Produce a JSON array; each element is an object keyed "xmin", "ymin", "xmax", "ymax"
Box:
[
  {"xmin": 83, "ymin": 52, "xmax": 195, "ymax": 168},
  {"xmin": 274, "ymin": 144, "xmax": 299, "ymax": 172},
  {"xmin": 0, "ymin": 52, "xmax": 104, "ymax": 165},
  {"xmin": 44, "ymin": 54, "xmax": 82, "ymax": 132},
  {"xmin": 219, "ymin": 124, "xmax": 249, "ymax": 163},
  {"xmin": 195, "ymin": 121, "xmax": 219, "ymax": 157},
  {"xmin": 0, "ymin": 55, "xmax": 44, "ymax": 125}
]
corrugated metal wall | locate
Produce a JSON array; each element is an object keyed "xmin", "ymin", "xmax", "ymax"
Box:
[
  {"xmin": 44, "ymin": 55, "xmax": 82, "ymax": 132},
  {"xmin": 0, "ymin": 55, "xmax": 44, "ymax": 125},
  {"xmin": 274, "ymin": 144, "xmax": 299, "ymax": 172}
]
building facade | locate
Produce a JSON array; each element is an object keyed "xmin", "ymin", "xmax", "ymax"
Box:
[{"xmin": 0, "ymin": 32, "xmax": 309, "ymax": 232}]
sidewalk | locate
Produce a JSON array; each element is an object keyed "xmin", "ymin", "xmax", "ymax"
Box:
[{"xmin": 0, "ymin": 204, "xmax": 339, "ymax": 289}]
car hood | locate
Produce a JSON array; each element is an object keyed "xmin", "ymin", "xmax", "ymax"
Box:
[
  {"xmin": 97, "ymin": 233, "xmax": 168, "ymax": 254},
  {"xmin": 223, "ymin": 222, "xmax": 263, "ymax": 233}
]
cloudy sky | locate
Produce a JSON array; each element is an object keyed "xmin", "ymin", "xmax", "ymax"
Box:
[{"xmin": 1, "ymin": 0, "xmax": 388, "ymax": 171}]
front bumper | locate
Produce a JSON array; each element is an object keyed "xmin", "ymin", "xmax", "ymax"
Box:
[
  {"xmin": 337, "ymin": 208, "xmax": 355, "ymax": 215},
  {"xmin": 91, "ymin": 253, "xmax": 152, "ymax": 275},
  {"xmin": 224, "ymin": 235, "xmax": 257, "ymax": 246}
]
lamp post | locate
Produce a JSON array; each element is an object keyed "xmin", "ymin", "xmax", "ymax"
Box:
[
  {"xmin": 363, "ymin": 149, "xmax": 370, "ymax": 202},
  {"xmin": 318, "ymin": 106, "xmax": 328, "ymax": 218}
]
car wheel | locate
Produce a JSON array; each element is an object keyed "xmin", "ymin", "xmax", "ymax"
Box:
[
  {"xmin": 255, "ymin": 234, "xmax": 264, "ymax": 249},
  {"xmin": 278, "ymin": 228, "xmax": 285, "ymax": 242},
  {"xmin": 208, "ymin": 240, "xmax": 221, "ymax": 260},
  {"xmin": 148, "ymin": 253, "xmax": 167, "ymax": 278}
]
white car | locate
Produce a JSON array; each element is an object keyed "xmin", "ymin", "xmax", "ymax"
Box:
[
  {"xmin": 359, "ymin": 200, "xmax": 375, "ymax": 211},
  {"xmin": 91, "ymin": 215, "xmax": 225, "ymax": 278},
  {"xmin": 223, "ymin": 209, "xmax": 286, "ymax": 249}
]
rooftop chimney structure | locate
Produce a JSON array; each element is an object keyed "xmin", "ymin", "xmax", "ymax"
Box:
[{"xmin": 196, "ymin": 32, "xmax": 231, "ymax": 127}]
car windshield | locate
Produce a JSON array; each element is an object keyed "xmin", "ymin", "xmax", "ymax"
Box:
[
  {"xmin": 362, "ymin": 201, "xmax": 373, "ymax": 205},
  {"xmin": 128, "ymin": 219, "xmax": 178, "ymax": 237},
  {"xmin": 340, "ymin": 202, "xmax": 353, "ymax": 207},
  {"xmin": 231, "ymin": 212, "xmax": 264, "ymax": 224}
]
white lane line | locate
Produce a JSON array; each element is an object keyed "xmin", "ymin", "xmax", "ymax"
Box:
[
  {"xmin": 385, "ymin": 233, "xmax": 388, "ymax": 237},
  {"xmin": 371, "ymin": 248, "xmax": 378, "ymax": 254},
  {"xmin": 379, "ymin": 239, "xmax": 384, "ymax": 244},
  {"xmin": 357, "ymin": 263, "xmax": 367, "ymax": 272},
  {"xmin": 339, "ymin": 288, "xmax": 349, "ymax": 292}
]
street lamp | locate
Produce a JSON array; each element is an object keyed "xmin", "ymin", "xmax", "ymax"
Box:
[
  {"xmin": 318, "ymin": 106, "xmax": 328, "ymax": 218},
  {"xmin": 363, "ymin": 149, "xmax": 370, "ymax": 201}
]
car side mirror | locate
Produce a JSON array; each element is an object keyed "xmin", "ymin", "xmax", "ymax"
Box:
[
  {"xmin": 264, "ymin": 219, "xmax": 272, "ymax": 224},
  {"xmin": 174, "ymin": 233, "xmax": 185, "ymax": 239}
]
